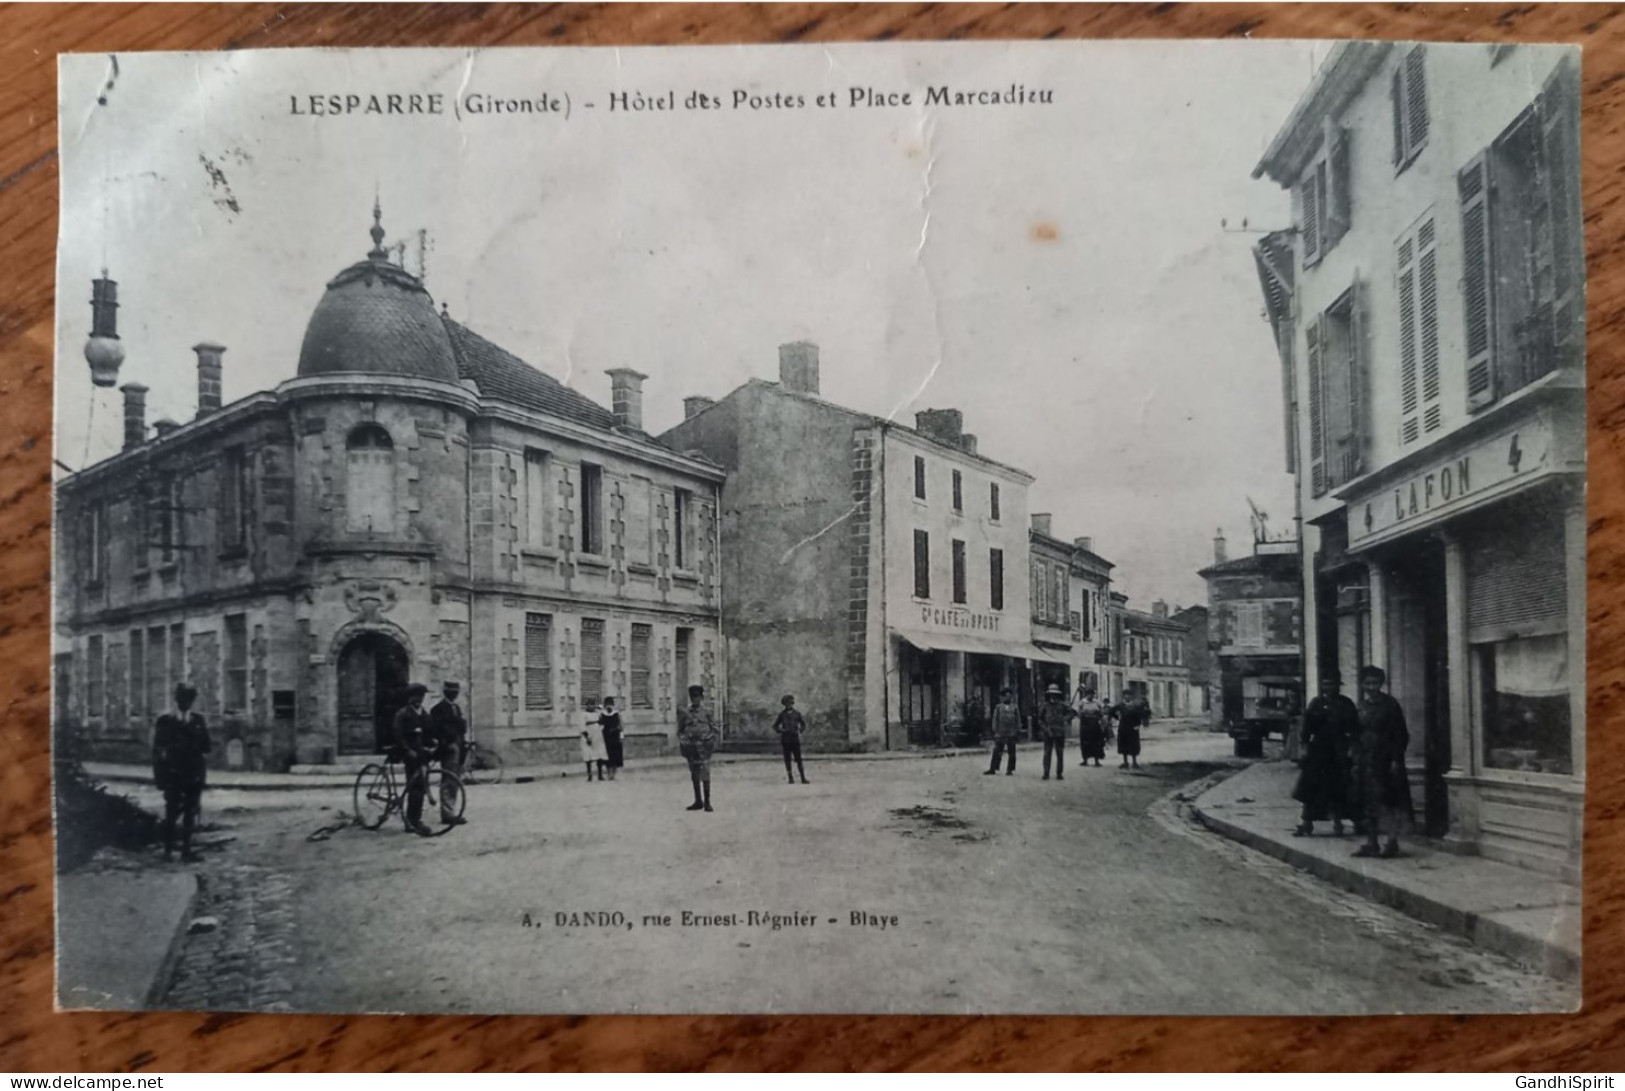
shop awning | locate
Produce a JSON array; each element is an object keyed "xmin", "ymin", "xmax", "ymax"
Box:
[
  {"xmin": 1028, "ymin": 643, "xmax": 1071, "ymax": 664},
  {"xmin": 892, "ymin": 628, "xmax": 1042, "ymax": 662}
]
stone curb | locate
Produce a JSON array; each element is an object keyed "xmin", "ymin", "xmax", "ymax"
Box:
[
  {"xmin": 141, "ymin": 870, "xmax": 201, "ymax": 1008},
  {"xmin": 1188, "ymin": 800, "xmax": 1579, "ymax": 981}
]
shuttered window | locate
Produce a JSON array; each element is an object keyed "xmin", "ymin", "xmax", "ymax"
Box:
[
  {"xmin": 224, "ymin": 614, "xmax": 248, "ymax": 713},
  {"xmin": 1031, "ymin": 560, "xmax": 1047, "ymax": 620},
  {"xmin": 524, "ymin": 613, "xmax": 552, "ymax": 709},
  {"xmin": 989, "ymin": 482, "xmax": 1000, "ymax": 522},
  {"xmin": 913, "ymin": 530, "xmax": 930, "ymax": 599},
  {"xmin": 625, "ymin": 477, "xmax": 653, "ymax": 566},
  {"xmin": 1397, "ymin": 216, "xmax": 1442, "ymax": 443},
  {"xmin": 147, "ymin": 625, "xmax": 167, "ymax": 719},
  {"xmin": 1463, "ymin": 57, "xmax": 1584, "ymax": 416},
  {"xmin": 129, "ymin": 630, "xmax": 145, "ymax": 720},
  {"xmin": 1309, "ymin": 284, "xmax": 1366, "ymax": 495},
  {"xmin": 87, "ymin": 635, "xmax": 104, "ymax": 719},
  {"xmin": 1391, "ymin": 46, "xmax": 1429, "ymax": 169},
  {"xmin": 951, "ymin": 539, "xmax": 966, "ymax": 604},
  {"xmin": 630, "ymin": 623, "xmax": 652, "ymax": 708},
  {"xmin": 345, "ymin": 424, "xmax": 394, "ymax": 533},
  {"xmin": 914, "ymin": 457, "xmax": 926, "ymax": 501},
  {"xmin": 990, "ymin": 548, "xmax": 1004, "ymax": 610},
  {"xmin": 579, "ymin": 618, "xmax": 604, "ymax": 708},
  {"xmin": 579, "ymin": 464, "xmax": 603, "ymax": 554},
  {"xmin": 1307, "ymin": 320, "xmax": 1325, "ymax": 496},
  {"xmin": 951, "ymin": 470, "xmax": 963, "ymax": 513},
  {"xmin": 524, "ymin": 449, "xmax": 551, "ymax": 549},
  {"xmin": 1300, "ymin": 165, "xmax": 1322, "ymax": 266}
]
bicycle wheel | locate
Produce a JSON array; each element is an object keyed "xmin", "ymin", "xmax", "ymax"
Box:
[
  {"xmin": 421, "ymin": 768, "xmax": 467, "ymax": 835},
  {"xmin": 353, "ymin": 763, "xmax": 393, "ymax": 830}
]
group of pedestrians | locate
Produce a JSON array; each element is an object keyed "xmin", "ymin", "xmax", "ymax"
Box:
[
  {"xmin": 1291, "ymin": 665, "xmax": 1413, "ymax": 859},
  {"xmin": 983, "ymin": 682, "xmax": 1151, "ymax": 779}
]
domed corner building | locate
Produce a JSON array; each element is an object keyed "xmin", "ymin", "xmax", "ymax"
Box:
[{"xmin": 52, "ymin": 210, "xmax": 725, "ymax": 772}]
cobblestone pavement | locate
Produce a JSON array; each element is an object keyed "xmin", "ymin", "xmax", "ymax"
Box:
[{"xmin": 160, "ymin": 860, "xmax": 299, "ymax": 1012}]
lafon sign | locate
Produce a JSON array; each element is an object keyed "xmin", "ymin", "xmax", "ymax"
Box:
[{"xmin": 1349, "ymin": 416, "xmax": 1553, "ymax": 548}]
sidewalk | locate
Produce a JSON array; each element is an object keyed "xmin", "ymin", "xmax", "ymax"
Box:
[
  {"xmin": 56, "ymin": 857, "xmax": 199, "ymax": 1009},
  {"xmin": 1190, "ymin": 760, "xmax": 1580, "ymax": 979},
  {"xmin": 82, "ymin": 741, "xmax": 1056, "ymax": 791}
]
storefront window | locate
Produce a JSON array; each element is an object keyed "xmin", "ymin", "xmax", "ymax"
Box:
[{"xmin": 1477, "ymin": 633, "xmax": 1572, "ymax": 775}]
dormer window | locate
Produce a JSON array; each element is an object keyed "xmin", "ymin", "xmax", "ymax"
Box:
[{"xmin": 346, "ymin": 423, "xmax": 395, "ymax": 533}]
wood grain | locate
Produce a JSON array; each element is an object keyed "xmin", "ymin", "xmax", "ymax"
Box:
[{"xmin": 2, "ymin": 3, "xmax": 1623, "ymax": 1072}]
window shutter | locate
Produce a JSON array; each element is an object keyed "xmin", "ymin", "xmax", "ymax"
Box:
[
  {"xmin": 1398, "ymin": 234, "xmax": 1419, "ymax": 444},
  {"xmin": 1459, "ymin": 153, "xmax": 1497, "ymax": 411},
  {"xmin": 1405, "ymin": 47, "xmax": 1429, "ymax": 153},
  {"xmin": 1418, "ymin": 219, "xmax": 1442, "ymax": 430},
  {"xmin": 1345, "ymin": 278, "xmax": 1365, "ymax": 479},
  {"xmin": 1390, "ymin": 67, "xmax": 1406, "ymax": 165},
  {"xmin": 1539, "ymin": 57, "xmax": 1584, "ymax": 370},
  {"xmin": 1300, "ymin": 176, "xmax": 1320, "ymax": 265},
  {"xmin": 1328, "ymin": 127, "xmax": 1353, "ymax": 245},
  {"xmin": 579, "ymin": 619, "xmax": 604, "ymax": 707},
  {"xmin": 630, "ymin": 624, "xmax": 652, "ymax": 708},
  {"xmin": 1307, "ymin": 319, "xmax": 1326, "ymax": 496},
  {"xmin": 524, "ymin": 613, "xmax": 552, "ymax": 709}
]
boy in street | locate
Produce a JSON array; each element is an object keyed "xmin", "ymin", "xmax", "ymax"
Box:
[
  {"xmin": 677, "ymin": 684, "xmax": 719, "ymax": 812},
  {"xmin": 984, "ymin": 687, "xmax": 1022, "ymax": 775},
  {"xmin": 152, "ymin": 682, "xmax": 211, "ymax": 862},
  {"xmin": 773, "ymin": 694, "xmax": 809, "ymax": 784}
]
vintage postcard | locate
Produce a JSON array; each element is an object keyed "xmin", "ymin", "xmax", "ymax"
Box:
[{"xmin": 52, "ymin": 41, "xmax": 1585, "ymax": 1015}]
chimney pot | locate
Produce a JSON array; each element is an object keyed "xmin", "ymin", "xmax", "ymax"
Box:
[
  {"xmin": 683, "ymin": 395, "xmax": 717, "ymax": 420},
  {"xmin": 1214, "ymin": 528, "xmax": 1228, "ymax": 564},
  {"xmin": 120, "ymin": 383, "xmax": 149, "ymax": 451},
  {"xmin": 1074, "ymin": 536, "xmax": 1093, "ymax": 552},
  {"xmin": 1031, "ymin": 512, "xmax": 1053, "ymax": 538},
  {"xmin": 1153, "ymin": 600, "xmax": 1168, "ymax": 619},
  {"xmin": 153, "ymin": 418, "xmax": 181, "ymax": 439},
  {"xmin": 605, "ymin": 368, "xmax": 648, "ymax": 431},
  {"xmin": 194, "ymin": 342, "xmax": 225, "ymax": 418},
  {"xmin": 778, "ymin": 342, "xmax": 820, "ymax": 395},
  {"xmin": 959, "ymin": 433, "xmax": 978, "ymax": 456}
]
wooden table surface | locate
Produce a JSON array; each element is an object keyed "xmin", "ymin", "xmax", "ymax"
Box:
[{"xmin": 2, "ymin": 2, "xmax": 1623, "ymax": 1072}]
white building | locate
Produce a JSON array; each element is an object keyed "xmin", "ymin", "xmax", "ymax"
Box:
[{"xmin": 1254, "ymin": 43, "xmax": 1584, "ymax": 877}]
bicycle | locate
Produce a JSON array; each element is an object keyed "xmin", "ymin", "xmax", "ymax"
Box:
[
  {"xmin": 352, "ymin": 752, "xmax": 467, "ymax": 836},
  {"xmin": 459, "ymin": 739, "xmax": 504, "ymax": 785}
]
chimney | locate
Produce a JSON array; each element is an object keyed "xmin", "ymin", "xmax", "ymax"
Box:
[
  {"xmin": 1031, "ymin": 512, "xmax": 1052, "ymax": 538},
  {"xmin": 1074, "ymin": 536, "xmax": 1093, "ymax": 553},
  {"xmin": 606, "ymin": 368, "xmax": 647, "ymax": 431},
  {"xmin": 915, "ymin": 408, "xmax": 964, "ymax": 446},
  {"xmin": 1153, "ymin": 600, "xmax": 1168, "ymax": 619},
  {"xmin": 779, "ymin": 341, "xmax": 820, "ymax": 395},
  {"xmin": 1214, "ymin": 528, "xmax": 1228, "ymax": 564},
  {"xmin": 121, "ymin": 383, "xmax": 148, "ymax": 450},
  {"xmin": 683, "ymin": 395, "xmax": 717, "ymax": 420},
  {"xmin": 153, "ymin": 418, "xmax": 181, "ymax": 440},
  {"xmin": 194, "ymin": 342, "xmax": 225, "ymax": 417},
  {"xmin": 959, "ymin": 433, "xmax": 978, "ymax": 456}
]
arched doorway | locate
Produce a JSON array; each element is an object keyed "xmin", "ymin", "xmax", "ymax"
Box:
[{"xmin": 337, "ymin": 632, "xmax": 410, "ymax": 755}]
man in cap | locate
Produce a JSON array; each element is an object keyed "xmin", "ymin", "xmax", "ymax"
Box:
[
  {"xmin": 1352, "ymin": 665, "xmax": 1412, "ymax": 858},
  {"xmin": 152, "ymin": 682, "xmax": 211, "ymax": 862},
  {"xmin": 677, "ymin": 684, "xmax": 719, "ymax": 812},
  {"xmin": 1039, "ymin": 683, "xmax": 1078, "ymax": 781},
  {"xmin": 772, "ymin": 694, "xmax": 809, "ymax": 785},
  {"xmin": 984, "ymin": 687, "xmax": 1022, "ymax": 776},
  {"xmin": 430, "ymin": 681, "xmax": 469, "ymax": 826},
  {"xmin": 392, "ymin": 682, "xmax": 435, "ymax": 836}
]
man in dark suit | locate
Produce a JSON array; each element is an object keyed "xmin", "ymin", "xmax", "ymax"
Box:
[
  {"xmin": 152, "ymin": 682, "xmax": 211, "ymax": 862},
  {"xmin": 429, "ymin": 681, "xmax": 468, "ymax": 827},
  {"xmin": 1352, "ymin": 666, "xmax": 1412, "ymax": 859}
]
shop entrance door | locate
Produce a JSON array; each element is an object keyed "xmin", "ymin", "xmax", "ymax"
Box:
[
  {"xmin": 337, "ymin": 632, "xmax": 411, "ymax": 755},
  {"xmin": 1387, "ymin": 542, "xmax": 1451, "ymax": 838}
]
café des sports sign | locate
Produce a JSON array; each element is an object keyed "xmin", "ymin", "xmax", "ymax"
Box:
[
  {"xmin": 918, "ymin": 606, "xmax": 1003, "ymax": 632},
  {"xmin": 1347, "ymin": 415, "xmax": 1555, "ymax": 550}
]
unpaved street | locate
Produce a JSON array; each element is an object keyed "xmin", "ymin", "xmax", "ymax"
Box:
[{"xmin": 158, "ymin": 731, "xmax": 1571, "ymax": 1015}]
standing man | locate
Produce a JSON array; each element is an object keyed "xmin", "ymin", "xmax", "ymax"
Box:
[
  {"xmin": 1075, "ymin": 687, "xmax": 1108, "ymax": 768},
  {"xmin": 392, "ymin": 682, "xmax": 435, "ymax": 837},
  {"xmin": 677, "ymin": 684, "xmax": 719, "ymax": 813},
  {"xmin": 773, "ymin": 694, "xmax": 809, "ymax": 785},
  {"xmin": 1039, "ymin": 684, "xmax": 1077, "ymax": 781},
  {"xmin": 430, "ymin": 681, "xmax": 468, "ymax": 827},
  {"xmin": 984, "ymin": 687, "xmax": 1022, "ymax": 776},
  {"xmin": 1292, "ymin": 671, "xmax": 1358, "ymax": 837},
  {"xmin": 1352, "ymin": 665, "xmax": 1412, "ymax": 859},
  {"xmin": 152, "ymin": 682, "xmax": 211, "ymax": 863}
]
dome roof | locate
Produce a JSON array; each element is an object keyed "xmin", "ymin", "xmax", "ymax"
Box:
[{"xmin": 296, "ymin": 205, "xmax": 459, "ymax": 383}]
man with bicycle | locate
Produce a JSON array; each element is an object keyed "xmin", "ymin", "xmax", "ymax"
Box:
[
  {"xmin": 430, "ymin": 681, "xmax": 469, "ymax": 827},
  {"xmin": 391, "ymin": 682, "xmax": 436, "ymax": 837}
]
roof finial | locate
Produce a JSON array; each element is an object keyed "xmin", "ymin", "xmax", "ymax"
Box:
[{"xmin": 368, "ymin": 196, "xmax": 387, "ymax": 261}]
